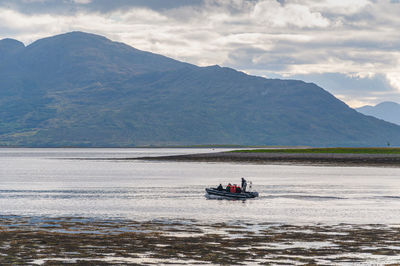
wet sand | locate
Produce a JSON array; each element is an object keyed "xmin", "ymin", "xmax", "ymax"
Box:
[
  {"xmin": 136, "ymin": 151, "xmax": 400, "ymax": 167},
  {"xmin": 1, "ymin": 216, "xmax": 400, "ymax": 265}
]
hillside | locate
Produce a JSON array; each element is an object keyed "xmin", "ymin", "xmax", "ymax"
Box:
[
  {"xmin": 356, "ymin": 102, "xmax": 400, "ymax": 126},
  {"xmin": 1, "ymin": 32, "xmax": 400, "ymax": 147}
]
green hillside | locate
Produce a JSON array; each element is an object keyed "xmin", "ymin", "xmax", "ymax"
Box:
[{"xmin": 1, "ymin": 32, "xmax": 400, "ymax": 147}]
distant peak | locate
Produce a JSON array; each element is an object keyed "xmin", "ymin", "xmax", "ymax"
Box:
[
  {"xmin": 50, "ymin": 31, "xmax": 110, "ymax": 42},
  {"xmin": 0, "ymin": 38, "xmax": 25, "ymax": 56},
  {"xmin": 205, "ymin": 64, "xmax": 221, "ymax": 69},
  {"xmin": 376, "ymin": 101, "xmax": 399, "ymax": 107},
  {"xmin": 357, "ymin": 101, "xmax": 400, "ymax": 110},
  {"xmin": 0, "ymin": 38, "xmax": 25, "ymax": 48},
  {"xmin": 60, "ymin": 31, "xmax": 106, "ymax": 38},
  {"xmin": 26, "ymin": 31, "xmax": 112, "ymax": 49}
]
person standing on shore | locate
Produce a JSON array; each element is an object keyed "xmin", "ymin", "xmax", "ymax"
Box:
[{"xmin": 241, "ymin": 178, "xmax": 247, "ymax": 192}]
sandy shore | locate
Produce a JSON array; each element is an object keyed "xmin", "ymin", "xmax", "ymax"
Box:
[{"xmin": 136, "ymin": 151, "xmax": 400, "ymax": 167}]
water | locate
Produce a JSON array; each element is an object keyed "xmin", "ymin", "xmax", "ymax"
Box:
[{"xmin": 1, "ymin": 148, "xmax": 400, "ymax": 224}]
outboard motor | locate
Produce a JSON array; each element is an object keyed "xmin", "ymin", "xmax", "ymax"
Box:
[{"xmin": 248, "ymin": 181, "xmax": 253, "ymax": 192}]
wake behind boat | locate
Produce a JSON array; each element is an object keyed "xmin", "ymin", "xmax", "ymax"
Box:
[{"xmin": 205, "ymin": 178, "xmax": 259, "ymax": 199}]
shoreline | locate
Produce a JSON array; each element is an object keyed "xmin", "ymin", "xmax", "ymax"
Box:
[{"xmin": 135, "ymin": 151, "xmax": 400, "ymax": 167}]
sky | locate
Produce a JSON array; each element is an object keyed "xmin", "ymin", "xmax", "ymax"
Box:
[{"xmin": 1, "ymin": 0, "xmax": 399, "ymax": 107}]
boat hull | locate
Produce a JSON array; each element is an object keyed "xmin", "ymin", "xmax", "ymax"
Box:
[{"xmin": 205, "ymin": 188, "xmax": 259, "ymax": 199}]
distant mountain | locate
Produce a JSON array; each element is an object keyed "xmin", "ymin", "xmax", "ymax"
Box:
[
  {"xmin": 1, "ymin": 31, "xmax": 400, "ymax": 147},
  {"xmin": 0, "ymin": 38, "xmax": 24, "ymax": 55},
  {"xmin": 356, "ymin": 102, "xmax": 400, "ymax": 126}
]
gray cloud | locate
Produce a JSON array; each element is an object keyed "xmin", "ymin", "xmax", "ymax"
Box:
[{"xmin": 0, "ymin": 0, "xmax": 203, "ymax": 15}]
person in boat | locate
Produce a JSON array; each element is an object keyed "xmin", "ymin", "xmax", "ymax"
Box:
[
  {"xmin": 236, "ymin": 186, "xmax": 242, "ymax": 193},
  {"xmin": 226, "ymin": 183, "xmax": 232, "ymax": 192},
  {"xmin": 230, "ymin": 184, "xmax": 237, "ymax": 193},
  {"xmin": 217, "ymin": 184, "xmax": 223, "ymax": 191},
  {"xmin": 241, "ymin": 178, "xmax": 247, "ymax": 192}
]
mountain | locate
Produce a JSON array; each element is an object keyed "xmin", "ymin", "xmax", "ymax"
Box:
[
  {"xmin": 0, "ymin": 38, "xmax": 25, "ymax": 60},
  {"xmin": 356, "ymin": 102, "xmax": 400, "ymax": 126},
  {"xmin": 1, "ymin": 31, "xmax": 400, "ymax": 147}
]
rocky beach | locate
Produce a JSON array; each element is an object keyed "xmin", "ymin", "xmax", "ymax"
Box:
[{"xmin": 2, "ymin": 216, "xmax": 400, "ymax": 265}]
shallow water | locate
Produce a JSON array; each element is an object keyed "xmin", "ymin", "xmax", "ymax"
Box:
[{"xmin": 1, "ymin": 148, "xmax": 400, "ymax": 224}]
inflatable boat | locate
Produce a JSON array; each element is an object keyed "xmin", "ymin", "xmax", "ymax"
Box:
[{"xmin": 205, "ymin": 188, "xmax": 259, "ymax": 199}]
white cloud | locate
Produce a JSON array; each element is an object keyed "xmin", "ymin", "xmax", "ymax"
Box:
[
  {"xmin": 73, "ymin": 0, "xmax": 92, "ymax": 4},
  {"xmin": 251, "ymin": 0, "xmax": 330, "ymax": 28},
  {"xmin": 387, "ymin": 71, "xmax": 400, "ymax": 92}
]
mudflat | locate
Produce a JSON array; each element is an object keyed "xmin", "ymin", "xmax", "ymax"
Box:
[{"xmin": 136, "ymin": 151, "xmax": 400, "ymax": 167}]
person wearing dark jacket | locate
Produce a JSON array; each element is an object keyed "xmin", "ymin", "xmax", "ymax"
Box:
[
  {"xmin": 241, "ymin": 178, "xmax": 247, "ymax": 192},
  {"xmin": 217, "ymin": 184, "xmax": 223, "ymax": 191}
]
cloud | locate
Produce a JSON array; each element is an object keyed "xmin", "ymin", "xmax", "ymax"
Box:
[
  {"xmin": 296, "ymin": 0, "xmax": 372, "ymax": 15},
  {"xmin": 73, "ymin": 0, "xmax": 92, "ymax": 4},
  {"xmin": 251, "ymin": 0, "xmax": 330, "ymax": 28},
  {"xmin": 0, "ymin": 0, "xmax": 204, "ymax": 15},
  {"xmin": 1, "ymin": 0, "xmax": 400, "ymax": 106}
]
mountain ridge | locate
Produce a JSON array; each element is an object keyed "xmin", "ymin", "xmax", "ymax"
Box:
[
  {"xmin": 1, "ymin": 31, "xmax": 400, "ymax": 147},
  {"xmin": 356, "ymin": 101, "xmax": 400, "ymax": 126}
]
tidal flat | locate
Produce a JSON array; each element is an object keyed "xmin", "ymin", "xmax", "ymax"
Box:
[
  {"xmin": 137, "ymin": 150, "xmax": 400, "ymax": 167},
  {"xmin": 1, "ymin": 216, "xmax": 400, "ymax": 265}
]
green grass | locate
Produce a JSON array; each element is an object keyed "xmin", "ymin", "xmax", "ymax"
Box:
[{"xmin": 231, "ymin": 147, "xmax": 400, "ymax": 154}]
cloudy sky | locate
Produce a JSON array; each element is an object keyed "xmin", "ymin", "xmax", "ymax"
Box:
[{"xmin": 1, "ymin": 0, "xmax": 399, "ymax": 107}]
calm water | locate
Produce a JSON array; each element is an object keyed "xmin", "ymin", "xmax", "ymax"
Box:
[{"xmin": 1, "ymin": 148, "xmax": 400, "ymax": 224}]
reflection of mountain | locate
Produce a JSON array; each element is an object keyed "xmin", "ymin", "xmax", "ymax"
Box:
[
  {"xmin": 1, "ymin": 32, "xmax": 400, "ymax": 147},
  {"xmin": 356, "ymin": 102, "xmax": 400, "ymax": 126}
]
